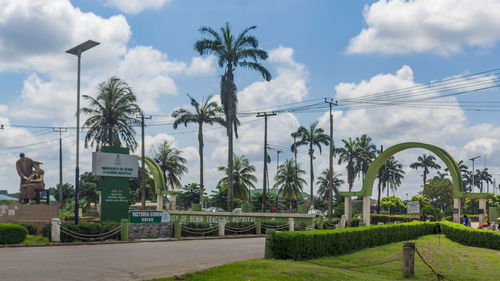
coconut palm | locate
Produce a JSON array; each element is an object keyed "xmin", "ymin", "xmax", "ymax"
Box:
[
  {"xmin": 295, "ymin": 122, "xmax": 329, "ymax": 203},
  {"xmin": 195, "ymin": 22, "xmax": 271, "ymax": 211},
  {"xmin": 355, "ymin": 134, "xmax": 377, "ymax": 181},
  {"xmin": 379, "ymin": 156, "xmax": 405, "ymax": 207},
  {"xmin": 82, "ymin": 77, "xmax": 141, "ymax": 151},
  {"xmin": 410, "ymin": 154, "xmax": 441, "ymax": 186},
  {"xmin": 172, "ymin": 94, "xmax": 225, "ymax": 203},
  {"xmin": 316, "ymin": 169, "xmax": 344, "ymax": 200},
  {"xmin": 218, "ymin": 154, "xmax": 257, "ymax": 202},
  {"xmin": 152, "ymin": 141, "xmax": 188, "ymax": 191},
  {"xmin": 338, "ymin": 138, "xmax": 358, "ymax": 191},
  {"xmin": 273, "ymin": 160, "xmax": 307, "ymax": 211},
  {"xmin": 479, "ymin": 168, "xmax": 492, "ymax": 192}
]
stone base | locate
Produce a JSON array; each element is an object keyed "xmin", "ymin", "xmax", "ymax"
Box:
[
  {"xmin": 0, "ymin": 204, "xmax": 58, "ymax": 229},
  {"xmin": 128, "ymin": 223, "xmax": 173, "ymax": 240}
]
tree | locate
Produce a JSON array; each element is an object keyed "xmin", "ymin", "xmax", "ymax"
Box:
[
  {"xmin": 79, "ymin": 172, "xmax": 100, "ymax": 210},
  {"xmin": 273, "ymin": 160, "xmax": 307, "ymax": 211},
  {"xmin": 82, "ymin": 77, "xmax": 141, "ymax": 151},
  {"xmin": 172, "ymin": 94, "xmax": 225, "ymax": 203},
  {"xmin": 379, "ymin": 156, "xmax": 405, "ymax": 202},
  {"xmin": 295, "ymin": 122, "xmax": 329, "ymax": 203},
  {"xmin": 410, "ymin": 195, "xmax": 431, "ymax": 211},
  {"xmin": 420, "ymin": 178, "xmax": 454, "ymax": 211},
  {"xmin": 49, "ymin": 183, "xmax": 74, "ymax": 203},
  {"xmin": 354, "ymin": 134, "xmax": 377, "ymax": 181},
  {"xmin": 152, "ymin": 140, "xmax": 188, "ymax": 191},
  {"xmin": 479, "ymin": 168, "xmax": 492, "ymax": 192},
  {"xmin": 195, "ymin": 22, "xmax": 271, "ymax": 211},
  {"xmin": 338, "ymin": 137, "xmax": 358, "ymax": 191},
  {"xmin": 380, "ymin": 196, "xmax": 406, "ymax": 215},
  {"xmin": 410, "ymin": 154, "xmax": 441, "ymax": 186},
  {"xmin": 218, "ymin": 154, "xmax": 257, "ymax": 202},
  {"xmin": 316, "ymin": 168, "xmax": 344, "ymax": 200},
  {"xmin": 177, "ymin": 183, "xmax": 202, "ymax": 210}
]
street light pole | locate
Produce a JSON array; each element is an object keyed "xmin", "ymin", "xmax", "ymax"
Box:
[{"xmin": 66, "ymin": 40, "xmax": 99, "ymax": 224}]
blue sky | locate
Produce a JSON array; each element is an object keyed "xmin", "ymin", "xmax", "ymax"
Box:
[{"xmin": 1, "ymin": 0, "xmax": 500, "ymax": 200}]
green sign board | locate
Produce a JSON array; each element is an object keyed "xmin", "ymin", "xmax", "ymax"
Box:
[
  {"xmin": 99, "ymin": 146, "xmax": 134, "ymax": 222},
  {"xmin": 129, "ymin": 210, "xmax": 171, "ymax": 223}
]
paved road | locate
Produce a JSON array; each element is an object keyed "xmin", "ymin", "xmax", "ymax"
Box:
[{"xmin": 0, "ymin": 237, "xmax": 265, "ymax": 281}]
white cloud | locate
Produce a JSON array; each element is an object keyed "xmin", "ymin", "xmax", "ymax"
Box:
[
  {"xmin": 106, "ymin": 0, "xmax": 172, "ymax": 14},
  {"xmin": 464, "ymin": 138, "xmax": 498, "ymax": 156},
  {"xmin": 347, "ymin": 0, "xmax": 500, "ymax": 55}
]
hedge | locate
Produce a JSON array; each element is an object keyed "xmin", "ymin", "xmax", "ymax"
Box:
[
  {"xmin": 41, "ymin": 221, "xmax": 120, "ymax": 242},
  {"xmin": 370, "ymin": 214, "xmax": 435, "ymax": 224},
  {"xmin": 0, "ymin": 223, "xmax": 28, "ymax": 244},
  {"xmin": 265, "ymin": 222, "xmax": 438, "ymax": 260},
  {"xmin": 439, "ymin": 221, "xmax": 500, "ymax": 250}
]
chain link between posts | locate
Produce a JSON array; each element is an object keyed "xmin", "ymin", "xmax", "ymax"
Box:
[{"xmin": 59, "ymin": 225, "xmax": 121, "ymax": 241}]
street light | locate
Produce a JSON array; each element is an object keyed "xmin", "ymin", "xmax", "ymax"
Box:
[
  {"xmin": 66, "ymin": 40, "xmax": 100, "ymax": 224},
  {"xmin": 469, "ymin": 156, "xmax": 481, "ymax": 193}
]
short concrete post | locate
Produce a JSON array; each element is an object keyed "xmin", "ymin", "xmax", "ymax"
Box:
[
  {"xmin": 218, "ymin": 217, "xmax": 225, "ymax": 237},
  {"xmin": 157, "ymin": 194, "xmax": 163, "ymax": 211},
  {"xmin": 402, "ymin": 241, "xmax": 415, "ymax": 278},
  {"xmin": 120, "ymin": 219, "xmax": 128, "ymax": 241},
  {"xmin": 256, "ymin": 220, "xmax": 262, "ymax": 235},
  {"xmin": 51, "ymin": 218, "xmax": 60, "ymax": 242},
  {"xmin": 288, "ymin": 218, "xmax": 294, "ymax": 231},
  {"xmin": 344, "ymin": 196, "xmax": 352, "ymax": 222},
  {"xmin": 363, "ymin": 196, "xmax": 371, "ymax": 226},
  {"xmin": 318, "ymin": 215, "xmax": 324, "ymax": 230},
  {"xmin": 453, "ymin": 198, "xmax": 461, "ymax": 224},
  {"xmin": 478, "ymin": 198, "xmax": 487, "ymax": 224},
  {"xmin": 174, "ymin": 222, "xmax": 181, "ymax": 238}
]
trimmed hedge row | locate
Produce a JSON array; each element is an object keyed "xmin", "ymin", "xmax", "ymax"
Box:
[
  {"xmin": 266, "ymin": 222, "xmax": 438, "ymax": 260},
  {"xmin": 0, "ymin": 223, "xmax": 28, "ymax": 244},
  {"xmin": 440, "ymin": 221, "xmax": 500, "ymax": 250},
  {"xmin": 370, "ymin": 214, "xmax": 435, "ymax": 224}
]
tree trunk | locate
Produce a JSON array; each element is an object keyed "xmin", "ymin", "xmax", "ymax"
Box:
[
  {"xmin": 386, "ymin": 182, "xmax": 389, "ymax": 197},
  {"xmin": 423, "ymin": 171, "xmax": 427, "ymax": 187},
  {"xmin": 198, "ymin": 122, "xmax": 204, "ymax": 205},
  {"xmin": 226, "ymin": 66, "xmax": 235, "ymax": 212},
  {"xmin": 309, "ymin": 145, "xmax": 314, "ymax": 205}
]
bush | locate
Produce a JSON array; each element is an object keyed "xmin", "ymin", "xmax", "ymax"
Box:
[
  {"xmin": 322, "ymin": 218, "xmax": 340, "ymax": 229},
  {"xmin": 439, "ymin": 221, "xmax": 500, "ymax": 250},
  {"xmin": 59, "ymin": 221, "xmax": 121, "ymax": 242},
  {"xmin": 180, "ymin": 222, "xmax": 218, "ymax": 237},
  {"xmin": 20, "ymin": 224, "xmax": 38, "ymax": 235},
  {"xmin": 370, "ymin": 214, "xmax": 434, "ymax": 224},
  {"xmin": 444, "ymin": 214, "xmax": 479, "ymax": 222},
  {"xmin": 265, "ymin": 222, "xmax": 438, "ymax": 260},
  {"xmin": 225, "ymin": 222, "xmax": 255, "ymax": 235},
  {"xmin": 0, "ymin": 223, "xmax": 28, "ymax": 244},
  {"xmin": 41, "ymin": 224, "xmax": 51, "ymax": 241}
]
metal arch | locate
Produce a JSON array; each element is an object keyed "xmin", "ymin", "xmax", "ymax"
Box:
[{"xmin": 339, "ymin": 142, "xmax": 466, "ymax": 198}]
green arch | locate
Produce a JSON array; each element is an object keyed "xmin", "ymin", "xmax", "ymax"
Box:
[
  {"xmin": 139, "ymin": 156, "xmax": 167, "ymax": 195},
  {"xmin": 339, "ymin": 142, "xmax": 468, "ymax": 198}
]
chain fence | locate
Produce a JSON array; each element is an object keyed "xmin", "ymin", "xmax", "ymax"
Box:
[{"xmin": 60, "ymin": 225, "xmax": 121, "ymax": 241}]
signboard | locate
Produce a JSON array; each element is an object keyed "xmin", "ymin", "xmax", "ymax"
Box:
[
  {"xmin": 92, "ymin": 152, "xmax": 138, "ymax": 177},
  {"xmin": 130, "ymin": 211, "xmax": 171, "ymax": 223},
  {"xmin": 407, "ymin": 201, "xmax": 420, "ymax": 214}
]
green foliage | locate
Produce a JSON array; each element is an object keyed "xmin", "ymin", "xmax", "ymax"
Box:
[
  {"xmin": 379, "ymin": 196, "xmax": 406, "ymax": 215},
  {"xmin": 218, "ymin": 154, "xmax": 257, "ymax": 202},
  {"xmin": 370, "ymin": 214, "xmax": 435, "ymax": 224},
  {"xmin": 57, "ymin": 221, "xmax": 121, "ymax": 242},
  {"xmin": 20, "ymin": 223, "xmax": 38, "ymax": 235},
  {"xmin": 49, "ymin": 183, "xmax": 75, "ymax": 203},
  {"xmin": 422, "ymin": 204, "xmax": 441, "ymax": 220},
  {"xmin": 250, "ymin": 191, "xmax": 276, "ymax": 212},
  {"xmin": 180, "ymin": 222, "xmax": 217, "ymax": 237},
  {"xmin": 440, "ymin": 221, "xmax": 500, "ymax": 250},
  {"xmin": 153, "ymin": 141, "xmax": 188, "ymax": 191},
  {"xmin": 0, "ymin": 223, "xmax": 28, "ymax": 244},
  {"xmin": 410, "ymin": 195, "xmax": 431, "ymax": 210},
  {"xmin": 225, "ymin": 222, "xmax": 255, "ymax": 235},
  {"xmin": 177, "ymin": 183, "xmax": 202, "ymax": 210},
  {"xmin": 421, "ymin": 178, "xmax": 454, "ymax": 210},
  {"xmin": 40, "ymin": 224, "xmax": 51, "ymax": 240},
  {"xmin": 265, "ymin": 222, "xmax": 438, "ymax": 260}
]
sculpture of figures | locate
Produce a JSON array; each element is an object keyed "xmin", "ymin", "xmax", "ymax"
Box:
[{"xmin": 16, "ymin": 153, "xmax": 45, "ymax": 203}]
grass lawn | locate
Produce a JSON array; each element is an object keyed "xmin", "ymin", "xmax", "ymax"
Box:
[
  {"xmin": 21, "ymin": 235, "xmax": 49, "ymax": 244},
  {"xmin": 151, "ymin": 235, "xmax": 500, "ymax": 281}
]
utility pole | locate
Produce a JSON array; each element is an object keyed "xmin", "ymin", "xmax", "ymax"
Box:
[
  {"xmin": 139, "ymin": 113, "xmax": 152, "ymax": 210},
  {"xmin": 53, "ymin": 127, "xmax": 67, "ymax": 208},
  {"xmin": 276, "ymin": 150, "xmax": 282, "ymax": 171},
  {"xmin": 470, "ymin": 155, "xmax": 480, "ymax": 214},
  {"xmin": 257, "ymin": 112, "xmax": 276, "ymax": 212},
  {"xmin": 325, "ymin": 98, "xmax": 337, "ymax": 219}
]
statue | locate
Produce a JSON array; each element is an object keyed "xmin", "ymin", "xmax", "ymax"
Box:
[{"xmin": 16, "ymin": 153, "xmax": 45, "ymax": 203}]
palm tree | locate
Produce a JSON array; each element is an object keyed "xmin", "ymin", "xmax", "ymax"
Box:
[
  {"xmin": 218, "ymin": 154, "xmax": 257, "ymax": 202},
  {"xmin": 295, "ymin": 122, "xmax": 329, "ymax": 204},
  {"xmin": 379, "ymin": 156, "xmax": 405, "ymax": 207},
  {"xmin": 316, "ymin": 169, "xmax": 344, "ymax": 200},
  {"xmin": 338, "ymin": 137, "xmax": 358, "ymax": 191},
  {"xmin": 82, "ymin": 77, "xmax": 141, "ymax": 151},
  {"xmin": 479, "ymin": 168, "xmax": 492, "ymax": 192},
  {"xmin": 273, "ymin": 160, "xmax": 307, "ymax": 211},
  {"xmin": 355, "ymin": 134, "xmax": 377, "ymax": 181},
  {"xmin": 172, "ymin": 94, "xmax": 225, "ymax": 203},
  {"xmin": 195, "ymin": 23, "xmax": 271, "ymax": 211},
  {"xmin": 152, "ymin": 141, "xmax": 188, "ymax": 191},
  {"xmin": 410, "ymin": 154, "xmax": 441, "ymax": 186}
]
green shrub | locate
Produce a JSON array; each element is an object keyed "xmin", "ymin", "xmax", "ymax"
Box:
[
  {"xmin": 265, "ymin": 222, "xmax": 438, "ymax": 260},
  {"xmin": 322, "ymin": 218, "xmax": 340, "ymax": 229},
  {"xmin": 444, "ymin": 214, "xmax": 479, "ymax": 222},
  {"xmin": 439, "ymin": 221, "xmax": 500, "ymax": 250},
  {"xmin": 225, "ymin": 222, "xmax": 255, "ymax": 235},
  {"xmin": 20, "ymin": 224, "xmax": 38, "ymax": 235},
  {"xmin": 0, "ymin": 223, "xmax": 28, "ymax": 244},
  {"xmin": 59, "ymin": 221, "xmax": 121, "ymax": 242},
  {"xmin": 371, "ymin": 214, "xmax": 425, "ymax": 224},
  {"xmin": 180, "ymin": 222, "xmax": 218, "ymax": 237},
  {"xmin": 40, "ymin": 223, "xmax": 51, "ymax": 241}
]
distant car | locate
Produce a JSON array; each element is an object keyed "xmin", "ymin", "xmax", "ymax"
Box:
[
  {"xmin": 203, "ymin": 207, "xmax": 225, "ymax": 212},
  {"xmin": 232, "ymin": 208, "xmax": 242, "ymax": 213},
  {"xmin": 308, "ymin": 209, "xmax": 323, "ymax": 215}
]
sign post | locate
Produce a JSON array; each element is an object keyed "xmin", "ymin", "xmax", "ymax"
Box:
[{"xmin": 407, "ymin": 201, "xmax": 420, "ymax": 215}]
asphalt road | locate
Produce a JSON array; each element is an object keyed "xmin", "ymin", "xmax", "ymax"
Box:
[{"xmin": 0, "ymin": 237, "xmax": 265, "ymax": 281}]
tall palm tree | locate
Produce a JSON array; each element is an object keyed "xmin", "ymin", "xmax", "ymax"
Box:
[
  {"xmin": 380, "ymin": 156, "xmax": 405, "ymax": 198},
  {"xmin": 82, "ymin": 77, "xmax": 141, "ymax": 151},
  {"xmin": 338, "ymin": 137, "xmax": 358, "ymax": 191},
  {"xmin": 152, "ymin": 141, "xmax": 188, "ymax": 191},
  {"xmin": 273, "ymin": 160, "xmax": 307, "ymax": 211},
  {"xmin": 295, "ymin": 121, "xmax": 329, "ymax": 204},
  {"xmin": 410, "ymin": 154, "xmax": 441, "ymax": 186},
  {"xmin": 172, "ymin": 94, "xmax": 225, "ymax": 203},
  {"xmin": 195, "ymin": 23, "xmax": 271, "ymax": 211},
  {"xmin": 355, "ymin": 134, "xmax": 377, "ymax": 181},
  {"xmin": 218, "ymin": 154, "xmax": 257, "ymax": 202},
  {"xmin": 316, "ymin": 169, "xmax": 344, "ymax": 200},
  {"xmin": 479, "ymin": 168, "xmax": 492, "ymax": 192}
]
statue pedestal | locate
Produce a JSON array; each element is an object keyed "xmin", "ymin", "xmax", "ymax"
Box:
[{"xmin": 0, "ymin": 204, "xmax": 58, "ymax": 229}]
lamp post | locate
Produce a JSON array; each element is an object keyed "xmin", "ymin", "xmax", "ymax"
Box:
[
  {"xmin": 469, "ymin": 156, "xmax": 481, "ymax": 193},
  {"xmin": 66, "ymin": 40, "xmax": 100, "ymax": 224}
]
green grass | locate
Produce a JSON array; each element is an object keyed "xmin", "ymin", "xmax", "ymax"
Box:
[
  {"xmin": 151, "ymin": 235, "xmax": 500, "ymax": 281},
  {"xmin": 21, "ymin": 235, "xmax": 49, "ymax": 244}
]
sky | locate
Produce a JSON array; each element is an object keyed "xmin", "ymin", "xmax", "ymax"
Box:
[{"xmin": 1, "ymin": 0, "xmax": 500, "ymax": 201}]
